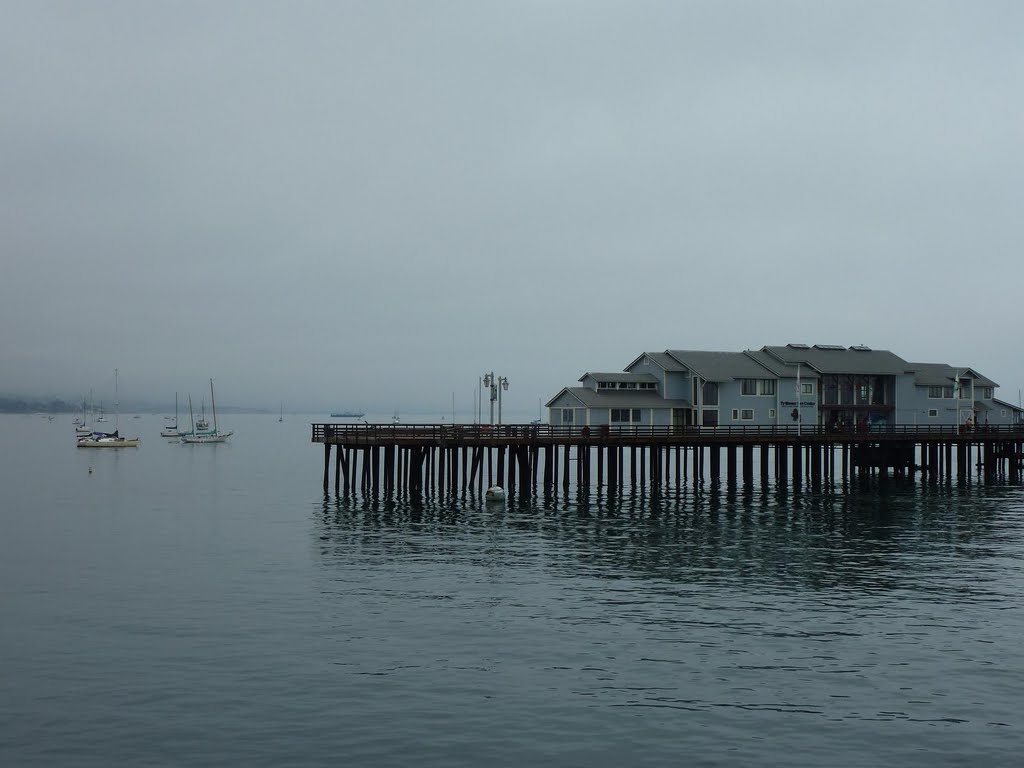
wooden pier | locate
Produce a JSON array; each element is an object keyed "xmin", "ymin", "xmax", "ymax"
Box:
[{"xmin": 312, "ymin": 423, "xmax": 1024, "ymax": 497}]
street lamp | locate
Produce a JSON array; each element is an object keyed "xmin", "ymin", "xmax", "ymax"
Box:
[
  {"xmin": 498, "ymin": 376, "xmax": 509, "ymax": 425},
  {"xmin": 483, "ymin": 372, "xmax": 494, "ymax": 424},
  {"xmin": 481, "ymin": 372, "xmax": 509, "ymax": 424}
]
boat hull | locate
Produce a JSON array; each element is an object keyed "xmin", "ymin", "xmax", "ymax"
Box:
[
  {"xmin": 180, "ymin": 431, "xmax": 232, "ymax": 444},
  {"xmin": 77, "ymin": 438, "xmax": 140, "ymax": 448}
]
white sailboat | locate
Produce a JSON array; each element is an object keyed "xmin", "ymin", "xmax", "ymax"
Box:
[
  {"xmin": 181, "ymin": 379, "xmax": 232, "ymax": 443},
  {"xmin": 161, "ymin": 393, "xmax": 184, "ymax": 437},
  {"xmin": 74, "ymin": 392, "xmax": 91, "ymax": 433},
  {"xmin": 77, "ymin": 369, "xmax": 140, "ymax": 448}
]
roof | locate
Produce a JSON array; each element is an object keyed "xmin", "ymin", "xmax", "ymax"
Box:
[
  {"xmin": 743, "ymin": 349, "xmax": 804, "ymax": 378},
  {"xmin": 908, "ymin": 362, "xmax": 959, "ymax": 387},
  {"xmin": 546, "ymin": 387, "xmax": 691, "ymax": 410},
  {"xmin": 907, "ymin": 363, "xmax": 998, "ymax": 388},
  {"xmin": 952, "ymin": 367, "xmax": 997, "ymax": 388},
  {"xmin": 762, "ymin": 344, "xmax": 909, "ymax": 375},
  {"xmin": 579, "ymin": 372, "xmax": 659, "ymax": 384},
  {"xmin": 624, "ymin": 351, "xmax": 687, "ymax": 372},
  {"xmin": 664, "ymin": 350, "xmax": 781, "ymax": 382}
]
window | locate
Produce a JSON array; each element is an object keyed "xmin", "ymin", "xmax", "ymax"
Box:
[
  {"xmin": 561, "ymin": 408, "xmax": 574, "ymax": 424},
  {"xmin": 928, "ymin": 409, "xmax": 938, "ymax": 417},
  {"xmin": 702, "ymin": 381, "xmax": 719, "ymax": 406},
  {"xmin": 741, "ymin": 379, "xmax": 758, "ymax": 395},
  {"xmin": 1001, "ymin": 409, "xmax": 1007, "ymax": 417},
  {"xmin": 801, "ymin": 383, "xmax": 814, "ymax": 395},
  {"xmin": 768, "ymin": 408, "xmax": 776, "ymax": 419},
  {"xmin": 702, "ymin": 409, "xmax": 719, "ymax": 426},
  {"xmin": 929, "ymin": 385, "xmax": 953, "ymax": 399},
  {"xmin": 639, "ymin": 382, "xmax": 657, "ymax": 390},
  {"xmin": 611, "ymin": 408, "xmax": 641, "ymax": 423},
  {"xmin": 959, "ymin": 379, "xmax": 973, "ymax": 399},
  {"xmin": 981, "ymin": 387, "xmax": 993, "ymax": 399},
  {"xmin": 760, "ymin": 380, "xmax": 776, "ymax": 396},
  {"xmin": 598, "ymin": 381, "xmax": 614, "ymax": 390},
  {"xmin": 740, "ymin": 409, "xmax": 754, "ymax": 420}
]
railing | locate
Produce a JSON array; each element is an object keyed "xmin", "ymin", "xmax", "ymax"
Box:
[{"xmin": 311, "ymin": 422, "xmax": 1024, "ymax": 443}]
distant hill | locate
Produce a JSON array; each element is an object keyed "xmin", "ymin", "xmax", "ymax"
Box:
[
  {"xmin": 0, "ymin": 395, "xmax": 77, "ymax": 414},
  {"xmin": 0, "ymin": 394, "xmax": 269, "ymax": 414}
]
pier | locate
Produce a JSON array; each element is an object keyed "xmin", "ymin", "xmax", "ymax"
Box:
[{"xmin": 312, "ymin": 423, "xmax": 1024, "ymax": 497}]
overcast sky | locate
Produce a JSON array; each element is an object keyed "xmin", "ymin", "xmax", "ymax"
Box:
[{"xmin": 3, "ymin": 1, "xmax": 1022, "ymax": 417}]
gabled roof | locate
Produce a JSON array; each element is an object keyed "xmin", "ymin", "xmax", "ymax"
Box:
[
  {"xmin": 545, "ymin": 387, "xmax": 588, "ymax": 409},
  {"xmin": 546, "ymin": 387, "xmax": 691, "ymax": 410},
  {"xmin": 579, "ymin": 372, "xmax": 659, "ymax": 383},
  {"xmin": 762, "ymin": 344, "xmax": 909, "ymax": 375},
  {"xmin": 665, "ymin": 350, "xmax": 780, "ymax": 382},
  {"xmin": 908, "ymin": 363, "xmax": 998, "ymax": 388},
  {"xmin": 952, "ymin": 367, "xmax": 997, "ymax": 388},
  {"xmin": 624, "ymin": 351, "xmax": 686, "ymax": 372}
]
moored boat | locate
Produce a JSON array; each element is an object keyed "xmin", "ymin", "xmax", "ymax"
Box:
[
  {"xmin": 77, "ymin": 431, "xmax": 140, "ymax": 448},
  {"xmin": 180, "ymin": 379, "xmax": 233, "ymax": 443},
  {"xmin": 160, "ymin": 393, "xmax": 185, "ymax": 437},
  {"xmin": 77, "ymin": 370, "xmax": 139, "ymax": 448}
]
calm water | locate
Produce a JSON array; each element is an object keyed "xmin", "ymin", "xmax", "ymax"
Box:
[{"xmin": 2, "ymin": 413, "xmax": 1023, "ymax": 766}]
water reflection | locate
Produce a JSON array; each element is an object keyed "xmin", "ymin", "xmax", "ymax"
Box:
[{"xmin": 315, "ymin": 480, "xmax": 1024, "ymax": 601}]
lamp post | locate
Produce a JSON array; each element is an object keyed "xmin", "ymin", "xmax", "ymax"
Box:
[
  {"xmin": 483, "ymin": 372, "xmax": 494, "ymax": 425},
  {"xmin": 482, "ymin": 372, "xmax": 509, "ymax": 425},
  {"xmin": 498, "ymin": 376, "xmax": 509, "ymax": 425}
]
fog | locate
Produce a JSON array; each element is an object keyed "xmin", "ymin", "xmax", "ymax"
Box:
[{"xmin": 3, "ymin": 1, "xmax": 1022, "ymax": 418}]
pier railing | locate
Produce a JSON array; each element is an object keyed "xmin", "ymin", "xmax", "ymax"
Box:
[{"xmin": 312, "ymin": 422, "xmax": 1024, "ymax": 445}]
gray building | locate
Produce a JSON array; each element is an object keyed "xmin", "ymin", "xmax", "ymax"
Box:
[{"xmin": 546, "ymin": 343, "xmax": 1023, "ymax": 428}]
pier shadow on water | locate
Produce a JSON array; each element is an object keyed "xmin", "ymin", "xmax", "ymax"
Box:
[{"xmin": 315, "ymin": 477, "xmax": 1020, "ymax": 597}]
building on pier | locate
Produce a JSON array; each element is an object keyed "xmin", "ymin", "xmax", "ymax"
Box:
[{"xmin": 547, "ymin": 343, "xmax": 1023, "ymax": 429}]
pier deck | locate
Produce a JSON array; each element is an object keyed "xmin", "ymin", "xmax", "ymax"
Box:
[{"xmin": 312, "ymin": 423, "xmax": 1024, "ymax": 496}]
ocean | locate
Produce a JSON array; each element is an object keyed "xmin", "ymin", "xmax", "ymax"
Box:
[{"xmin": 2, "ymin": 412, "xmax": 1023, "ymax": 766}]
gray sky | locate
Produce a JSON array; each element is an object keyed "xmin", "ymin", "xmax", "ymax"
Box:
[{"xmin": 3, "ymin": 1, "xmax": 1023, "ymax": 417}]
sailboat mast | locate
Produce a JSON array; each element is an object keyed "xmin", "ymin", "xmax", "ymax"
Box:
[
  {"xmin": 114, "ymin": 368, "xmax": 119, "ymax": 432},
  {"xmin": 210, "ymin": 378, "xmax": 218, "ymax": 432},
  {"xmin": 189, "ymin": 395, "xmax": 195, "ymax": 433}
]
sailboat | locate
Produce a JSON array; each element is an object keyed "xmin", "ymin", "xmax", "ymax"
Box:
[
  {"xmin": 161, "ymin": 393, "xmax": 184, "ymax": 437},
  {"xmin": 77, "ymin": 369, "xmax": 140, "ymax": 448},
  {"xmin": 181, "ymin": 379, "xmax": 233, "ymax": 443},
  {"xmin": 279, "ymin": 401, "xmax": 284, "ymax": 423},
  {"xmin": 195, "ymin": 399, "xmax": 209, "ymax": 432},
  {"xmin": 74, "ymin": 392, "xmax": 91, "ymax": 433}
]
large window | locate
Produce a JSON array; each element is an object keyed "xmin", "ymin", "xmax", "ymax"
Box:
[
  {"xmin": 610, "ymin": 408, "xmax": 641, "ymax": 423},
  {"xmin": 702, "ymin": 381, "xmax": 719, "ymax": 406},
  {"xmin": 980, "ymin": 386, "xmax": 993, "ymax": 399},
  {"xmin": 742, "ymin": 379, "xmax": 758, "ymax": 395},
  {"xmin": 929, "ymin": 386, "xmax": 953, "ymax": 399},
  {"xmin": 760, "ymin": 379, "xmax": 776, "ymax": 396},
  {"xmin": 560, "ymin": 408, "xmax": 574, "ymax": 424},
  {"xmin": 824, "ymin": 374, "xmax": 890, "ymax": 405},
  {"xmin": 740, "ymin": 409, "xmax": 754, "ymax": 420}
]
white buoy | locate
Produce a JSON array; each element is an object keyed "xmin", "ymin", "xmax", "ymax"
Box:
[{"xmin": 485, "ymin": 486, "xmax": 506, "ymax": 502}]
